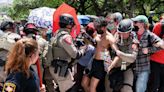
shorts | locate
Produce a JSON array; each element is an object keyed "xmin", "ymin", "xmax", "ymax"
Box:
[{"xmin": 89, "ymin": 59, "xmax": 106, "ymax": 80}]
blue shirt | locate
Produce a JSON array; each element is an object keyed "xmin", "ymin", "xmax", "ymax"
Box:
[
  {"xmin": 78, "ymin": 44, "xmax": 95, "ymax": 67},
  {"xmin": 3, "ymin": 67, "xmax": 40, "ymax": 92}
]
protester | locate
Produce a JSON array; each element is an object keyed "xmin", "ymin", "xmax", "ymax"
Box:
[
  {"xmin": 132, "ymin": 15, "xmax": 164, "ymax": 92},
  {"xmin": 108, "ymin": 12, "xmax": 123, "ymax": 35},
  {"xmin": 147, "ymin": 13, "xmax": 164, "ymax": 92},
  {"xmin": 83, "ymin": 17, "xmax": 118, "ymax": 92}
]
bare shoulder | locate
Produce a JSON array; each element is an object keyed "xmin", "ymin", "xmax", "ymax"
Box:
[
  {"xmin": 95, "ymin": 34, "xmax": 101, "ymax": 42},
  {"xmin": 106, "ymin": 32, "xmax": 116, "ymax": 44}
]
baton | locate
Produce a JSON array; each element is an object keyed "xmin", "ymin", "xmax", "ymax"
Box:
[{"xmin": 36, "ymin": 59, "xmax": 42, "ymax": 87}]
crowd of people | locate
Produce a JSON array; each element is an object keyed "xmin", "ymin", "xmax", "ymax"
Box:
[{"xmin": 0, "ymin": 11, "xmax": 164, "ymax": 92}]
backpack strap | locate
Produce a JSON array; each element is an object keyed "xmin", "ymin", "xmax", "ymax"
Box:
[{"xmin": 51, "ymin": 30, "xmax": 68, "ymax": 47}]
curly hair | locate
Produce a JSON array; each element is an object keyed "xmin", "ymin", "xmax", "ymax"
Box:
[{"xmin": 93, "ymin": 17, "xmax": 108, "ymax": 30}]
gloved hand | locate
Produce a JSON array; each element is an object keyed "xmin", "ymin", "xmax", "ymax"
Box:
[{"xmin": 76, "ymin": 39, "xmax": 85, "ymax": 47}]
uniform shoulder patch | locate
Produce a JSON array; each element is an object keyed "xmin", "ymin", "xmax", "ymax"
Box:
[
  {"xmin": 3, "ymin": 82, "xmax": 16, "ymax": 92},
  {"xmin": 63, "ymin": 36, "xmax": 72, "ymax": 45}
]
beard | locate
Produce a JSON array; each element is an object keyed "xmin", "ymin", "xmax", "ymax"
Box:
[{"xmin": 97, "ymin": 30, "xmax": 104, "ymax": 34}]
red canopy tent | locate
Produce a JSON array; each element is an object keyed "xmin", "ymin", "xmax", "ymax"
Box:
[{"xmin": 53, "ymin": 3, "xmax": 80, "ymax": 38}]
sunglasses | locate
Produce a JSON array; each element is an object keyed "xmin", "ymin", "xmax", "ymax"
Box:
[{"xmin": 134, "ymin": 20, "xmax": 144, "ymax": 24}]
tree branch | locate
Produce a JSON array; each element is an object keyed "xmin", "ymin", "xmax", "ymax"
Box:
[
  {"xmin": 90, "ymin": 0, "xmax": 101, "ymax": 16},
  {"xmin": 141, "ymin": 4, "xmax": 147, "ymax": 16},
  {"xmin": 151, "ymin": 1, "xmax": 164, "ymax": 10},
  {"xmin": 84, "ymin": 4, "xmax": 92, "ymax": 10}
]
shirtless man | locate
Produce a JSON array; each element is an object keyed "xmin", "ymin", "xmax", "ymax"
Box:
[{"xmin": 87, "ymin": 17, "xmax": 118, "ymax": 92}]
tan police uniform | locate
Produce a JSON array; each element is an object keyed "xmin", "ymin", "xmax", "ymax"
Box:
[
  {"xmin": 36, "ymin": 35, "xmax": 49, "ymax": 69},
  {"xmin": 0, "ymin": 32, "xmax": 20, "ymax": 85},
  {"xmin": 36, "ymin": 35, "xmax": 56, "ymax": 92},
  {"xmin": 115, "ymin": 31, "xmax": 138, "ymax": 92},
  {"xmin": 49, "ymin": 28, "xmax": 86, "ymax": 92}
]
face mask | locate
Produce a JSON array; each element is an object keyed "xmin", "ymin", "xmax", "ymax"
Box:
[
  {"xmin": 133, "ymin": 26, "xmax": 139, "ymax": 32},
  {"xmin": 97, "ymin": 29, "xmax": 104, "ymax": 34},
  {"xmin": 86, "ymin": 29, "xmax": 94, "ymax": 37}
]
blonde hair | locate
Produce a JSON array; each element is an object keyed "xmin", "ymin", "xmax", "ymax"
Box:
[{"xmin": 5, "ymin": 38, "xmax": 38, "ymax": 77}]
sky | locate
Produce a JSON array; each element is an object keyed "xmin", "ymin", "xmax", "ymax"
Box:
[{"xmin": 0, "ymin": 0, "xmax": 13, "ymax": 4}]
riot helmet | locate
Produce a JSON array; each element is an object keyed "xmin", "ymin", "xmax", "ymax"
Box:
[
  {"xmin": 117, "ymin": 19, "xmax": 133, "ymax": 40},
  {"xmin": 113, "ymin": 12, "xmax": 123, "ymax": 23},
  {"xmin": 117, "ymin": 19, "xmax": 133, "ymax": 33},
  {"xmin": 59, "ymin": 13, "xmax": 75, "ymax": 28},
  {"xmin": 0, "ymin": 21, "xmax": 15, "ymax": 32},
  {"xmin": 23, "ymin": 23, "xmax": 38, "ymax": 35}
]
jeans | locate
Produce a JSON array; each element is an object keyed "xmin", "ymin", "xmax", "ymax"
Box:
[{"xmin": 136, "ymin": 71, "xmax": 149, "ymax": 92}]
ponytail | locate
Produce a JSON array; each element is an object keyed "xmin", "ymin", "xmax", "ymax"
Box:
[{"xmin": 5, "ymin": 38, "xmax": 38, "ymax": 77}]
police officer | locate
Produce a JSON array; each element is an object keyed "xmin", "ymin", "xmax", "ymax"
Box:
[
  {"xmin": 49, "ymin": 13, "xmax": 87, "ymax": 92},
  {"xmin": 23, "ymin": 23, "xmax": 54, "ymax": 92},
  {"xmin": 0, "ymin": 21, "xmax": 21, "ymax": 89},
  {"xmin": 37, "ymin": 27, "xmax": 55, "ymax": 92},
  {"xmin": 108, "ymin": 19, "xmax": 139, "ymax": 92},
  {"xmin": 83, "ymin": 17, "xmax": 118, "ymax": 92},
  {"xmin": 112, "ymin": 12, "xmax": 123, "ymax": 25},
  {"xmin": 23, "ymin": 23, "xmax": 49, "ymax": 71}
]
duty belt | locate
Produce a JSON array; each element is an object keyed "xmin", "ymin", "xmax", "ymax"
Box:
[{"xmin": 51, "ymin": 59, "xmax": 69, "ymax": 77}]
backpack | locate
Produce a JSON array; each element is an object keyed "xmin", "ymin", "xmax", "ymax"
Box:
[{"xmin": 51, "ymin": 30, "xmax": 68, "ymax": 47}]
